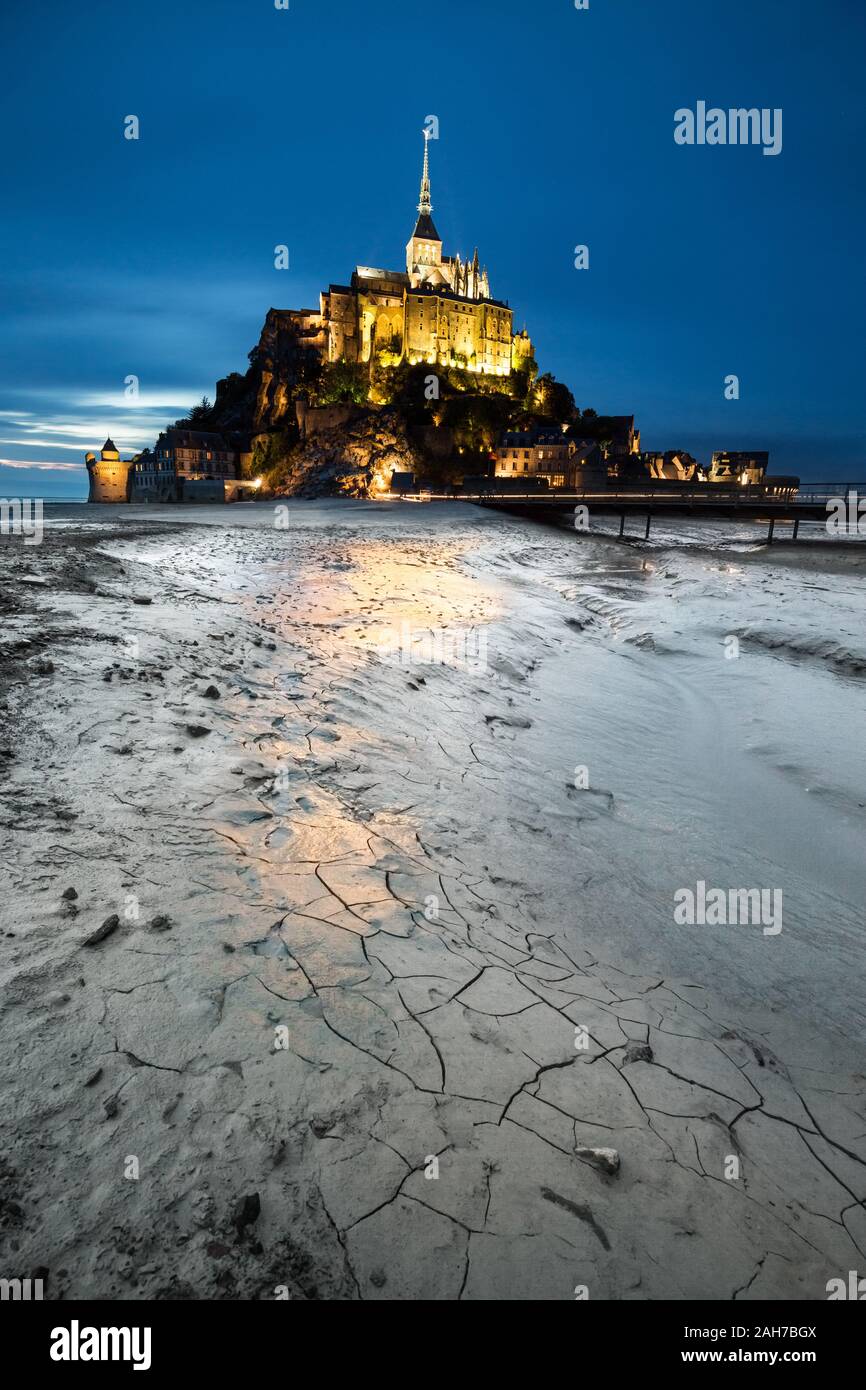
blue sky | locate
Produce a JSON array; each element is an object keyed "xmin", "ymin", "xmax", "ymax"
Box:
[{"xmin": 1, "ymin": 0, "xmax": 864, "ymax": 497}]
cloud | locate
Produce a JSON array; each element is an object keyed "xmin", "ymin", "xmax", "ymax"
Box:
[
  {"xmin": 0, "ymin": 439, "xmax": 115, "ymax": 452},
  {"xmin": 0, "ymin": 458, "xmax": 84, "ymax": 472},
  {"xmin": 0, "ymin": 265, "xmax": 248, "ymax": 473},
  {"xmin": 0, "ymin": 384, "xmax": 206, "ymax": 468}
]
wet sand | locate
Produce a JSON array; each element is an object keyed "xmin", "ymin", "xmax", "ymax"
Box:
[{"xmin": 0, "ymin": 501, "xmax": 864, "ymax": 1300}]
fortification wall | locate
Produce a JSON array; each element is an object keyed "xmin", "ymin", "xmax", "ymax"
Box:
[{"xmin": 295, "ymin": 401, "xmax": 365, "ymax": 438}]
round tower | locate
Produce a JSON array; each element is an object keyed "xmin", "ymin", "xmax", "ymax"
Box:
[{"xmin": 85, "ymin": 438, "xmax": 132, "ymax": 503}]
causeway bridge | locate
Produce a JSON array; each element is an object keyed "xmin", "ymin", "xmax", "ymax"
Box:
[{"xmin": 453, "ymin": 482, "xmax": 864, "ymax": 543}]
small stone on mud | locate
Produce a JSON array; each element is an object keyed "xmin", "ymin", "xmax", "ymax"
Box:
[
  {"xmin": 83, "ymin": 914, "xmax": 120, "ymax": 946},
  {"xmin": 234, "ymin": 1193, "xmax": 261, "ymax": 1232},
  {"xmin": 574, "ymin": 1145, "xmax": 620, "ymax": 1176}
]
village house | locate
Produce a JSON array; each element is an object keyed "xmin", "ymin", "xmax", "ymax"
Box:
[
  {"xmin": 86, "ymin": 429, "xmax": 253, "ymax": 503},
  {"xmin": 494, "ymin": 427, "xmax": 605, "ymax": 490},
  {"xmin": 709, "ymin": 450, "xmax": 769, "ymax": 485},
  {"xmin": 603, "ymin": 415, "xmax": 641, "ymax": 461},
  {"xmin": 643, "ymin": 449, "xmax": 703, "ymax": 482}
]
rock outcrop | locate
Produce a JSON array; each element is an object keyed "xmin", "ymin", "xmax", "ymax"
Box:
[
  {"xmin": 210, "ymin": 309, "xmax": 323, "ymax": 434},
  {"xmin": 273, "ymin": 407, "xmax": 422, "ymax": 498}
]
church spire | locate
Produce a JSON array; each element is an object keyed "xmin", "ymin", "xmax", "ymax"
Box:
[
  {"xmin": 407, "ymin": 128, "xmax": 442, "ymax": 274},
  {"xmin": 418, "ymin": 129, "xmax": 432, "ymax": 216}
]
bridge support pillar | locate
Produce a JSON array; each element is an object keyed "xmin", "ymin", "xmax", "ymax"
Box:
[
  {"xmin": 792, "ymin": 519, "xmax": 800, "ymax": 541},
  {"xmin": 767, "ymin": 518, "xmax": 775, "ymax": 545},
  {"xmin": 644, "ymin": 513, "xmax": 652, "ymax": 540},
  {"xmin": 619, "ymin": 512, "xmax": 626, "ymax": 538}
]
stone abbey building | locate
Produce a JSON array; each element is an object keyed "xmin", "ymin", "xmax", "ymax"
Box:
[{"xmin": 273, "ymin": 133, "xmax": 534, "ymax": 378}]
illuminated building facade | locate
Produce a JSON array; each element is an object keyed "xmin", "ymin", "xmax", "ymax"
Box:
[
  {"xmin": 275, "ymin": 134, "xmax": 534, "ymax": 378},
  {"xmin": 709, "ymin": 450, "xmax": 769, "ymax": 485},
  {"xmin": 494, "ymin": 429, "xmax": 605, "ymax": 490}
]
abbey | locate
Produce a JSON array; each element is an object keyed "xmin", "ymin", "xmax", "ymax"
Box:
[{"xmin": 275, "ymin": 133, "xmax": 534, "ymax": 377}]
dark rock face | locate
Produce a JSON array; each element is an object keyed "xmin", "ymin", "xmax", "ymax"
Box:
[
  {"xmin": 204, "ymin": 308, "xmax": 505, "ymax": 498},
  {"xmin": 274, "ymin": 407, "xmax": 422, "ymax": 499},
  {"xmin": 210, "ymin": 309, "xmax": 320, "ymax": 434}
]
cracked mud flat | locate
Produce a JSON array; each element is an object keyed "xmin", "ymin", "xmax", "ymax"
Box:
[{"xmin": 0, "ymin": 501, "xmax": 864, "ymax": 1300}]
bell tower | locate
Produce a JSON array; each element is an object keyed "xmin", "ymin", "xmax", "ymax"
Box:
[{"xmin": 406, "ymin": 130, "xmax": 443, "ymax": 283}]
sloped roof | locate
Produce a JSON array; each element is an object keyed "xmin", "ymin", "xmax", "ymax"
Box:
[
  {"xmin": 160, "ymin": 428, "xmax": 233, "ymax": 450},
  {"xmin": 411, "ymin": 212, "xmax": 441, "ymax": 242}
]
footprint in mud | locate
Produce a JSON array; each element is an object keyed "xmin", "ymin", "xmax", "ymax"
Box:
[
  {"xmin": 245, "ymin": 935, "xmax": 291, "ymax": 960},
  {"xmin": 484, "ymin": 714, "xmax": 532, "ymax": 729},
  {"xmin": 557, "ymin": 784, "xmax": 616, "ymax": 821},
  {"xmin": 265, "ymin": 826, "xmax": 292, "ymax": 848},
  {"xmin": 487, "ymin": 654, "xmax": 533, "ymax": 683},
  {"xmin": 565, "ymin": 783, "xmax": 614, "ymax": 807},
  {"xmin": 467, "ymin": 1015, "xmax": 502, "ymax": 1046}
]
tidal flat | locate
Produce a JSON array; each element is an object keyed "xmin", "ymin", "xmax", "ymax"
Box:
[{"xmin": 0, "ymin": 499, "xmax": 864, "ymax": 1299}]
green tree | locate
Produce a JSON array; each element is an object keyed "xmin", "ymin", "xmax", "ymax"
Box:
[
  {"xmin": 249, "ymin": 429, "xmax": 294, "ymax": 479},
  {"xmin": 532, "ymin": 373, "xmax": 576, "ymax": 423},
  {"xmin": 185, "ymin": 396, "xmax": 213, "ymax": 424},
  {"xmin": 314, "ymin": 361, "xmax": 368, "ymax": 405}
]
